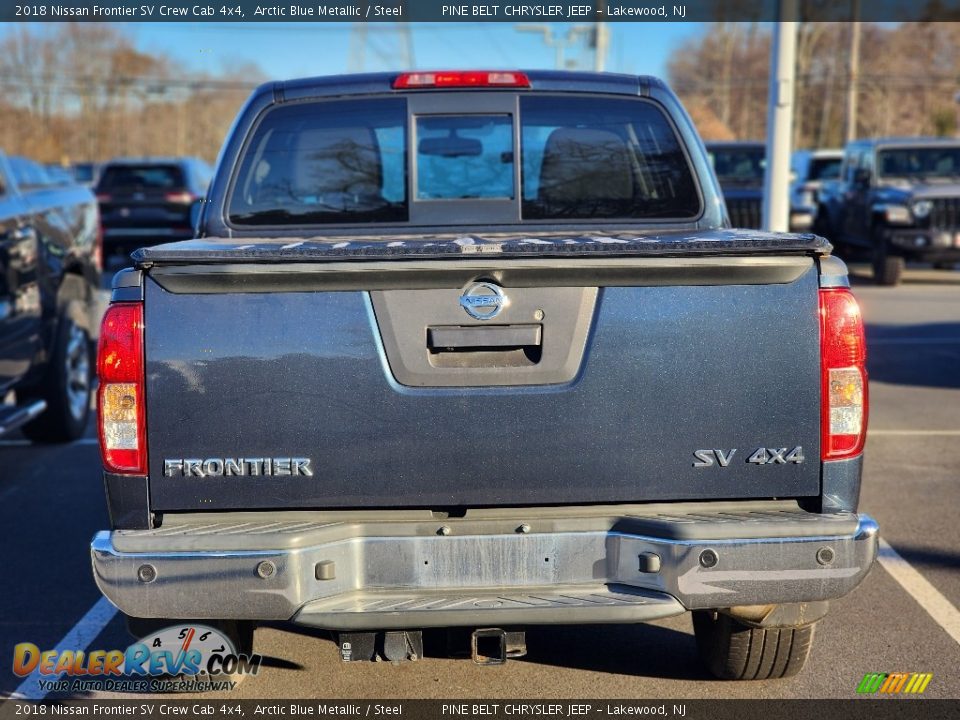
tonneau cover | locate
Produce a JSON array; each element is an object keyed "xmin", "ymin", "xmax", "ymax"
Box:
[{"xmin": 132, "ymin": 228, "xmax": 831, "ymax": 266}]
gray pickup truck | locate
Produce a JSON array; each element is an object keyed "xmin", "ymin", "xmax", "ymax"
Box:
[{"xmin": 91, "ymin": 71, "xmax": 876, "ymax": 680}]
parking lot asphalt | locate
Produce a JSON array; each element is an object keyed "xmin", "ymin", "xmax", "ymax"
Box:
[{"xmin": 0, "ymin": 263, "xmax": 957, "ymax": 700}]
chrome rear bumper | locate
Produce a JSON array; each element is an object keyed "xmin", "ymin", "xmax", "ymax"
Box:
[{"xmin": 91, "ymin": 504, "xmax": 878, "ymax": 630}]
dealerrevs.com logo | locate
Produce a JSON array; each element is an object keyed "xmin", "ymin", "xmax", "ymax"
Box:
[
  {"xmin": 856, "ymin": 672, "xmax": 933, "ymax": 695},
  {"xmin": 13, "ymin": 624, "xmax": 261, "ymax": 693}
]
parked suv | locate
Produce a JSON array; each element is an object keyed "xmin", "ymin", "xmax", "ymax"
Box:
[
  {"xmin": 95, "ymin": 157, "xmax": 212, "ymax": 260},
  {"xmin": 790, "ymin": 149, "xmax": 842, "ymax": 231},
  {"xmin": 817, "ymin": 138, "xmax": 960, "ymax": 285}
]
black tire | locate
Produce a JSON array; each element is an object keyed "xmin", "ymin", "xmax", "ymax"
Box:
[
  {"xmin": 693, "ymin": 610, "xmax": 816, "ymax": 680},
  {"xmin": 933, "ymin": 261, "xmax": 955, "ymax": 271},
  {"xmin": 872, "ymin": 246, "xmax": 904, "ymax": 286},
  {"xmin": 21, "ymin": 302, "xmax": 92, "ymax": 443}
]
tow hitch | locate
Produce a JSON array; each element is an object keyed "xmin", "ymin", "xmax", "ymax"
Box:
[
  {"xmin": 337, "ymin": 628, "xmax": 527, "ymax": 664},
  {"xmin": 471, "ymin": 628, "xmax": 527, "ymax": 665}
]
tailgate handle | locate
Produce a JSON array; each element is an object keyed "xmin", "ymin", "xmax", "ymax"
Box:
[{"xmin": 427, "ymin": 324, "xmax": 542, "ymax": 350}]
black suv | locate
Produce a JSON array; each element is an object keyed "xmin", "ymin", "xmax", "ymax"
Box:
[
  {"xmin": 817, "ymin": 138, "xmax": 960, "ymax": 286},
  {"xmin": 95, "ymin": 157, "xmax": 212, "ymax": 260}
]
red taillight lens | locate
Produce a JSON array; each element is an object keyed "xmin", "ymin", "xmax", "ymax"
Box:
[
  {"xmin": 820, "ymin": 288, "xmax": 868, "ymax": 460},
  {"xmin": 95, "ymin": 192, "xmax": 112, "ymax": 203},
  {"xmin": 97, "ymin": 303, "xmax": 146, "ymax": 474},
  {"xmin": 164, "ymin": 191, "xmax": 195, "ymax": 204},
  {"xmin": 393, "ymin": 71, "xmax": 530, "ymax": 89}
]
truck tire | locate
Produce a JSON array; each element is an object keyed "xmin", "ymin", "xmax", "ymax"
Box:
[
  {"xmin": 872, "ymin": 247, "xmax": 904, "ymax": 287},
  {"xmin": 21, "ymin": 302, "xmax": 92, "ymax": 443},
  {"xmin": 692, "ymin": 610, "xmax": 816, "ymax": 680}
]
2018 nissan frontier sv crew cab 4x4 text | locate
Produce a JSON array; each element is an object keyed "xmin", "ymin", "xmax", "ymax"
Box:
[{"xmin": 90, "ymin": 70, "xmax": 876, "ymax": 680}]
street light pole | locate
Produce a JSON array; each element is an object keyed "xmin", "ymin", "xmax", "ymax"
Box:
[
  {"xmin": 762, "ymin": 0, "xmax": 798, "ymax": 233},
  {"xmin": 846, "ymin": 0, "xmax": 862, "ymax": 143}
]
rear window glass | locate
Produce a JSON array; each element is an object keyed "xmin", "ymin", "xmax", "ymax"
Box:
[
  {"xmin": 98, "ymin": 165, "xmax": 185, "ymax": 191},
  {"xmin": 521, "ymin": 96, "xmax": 700, "ymax": 220},
  {"xmin": 227, "ymin": 94, "xmax": 700, "ymax": 226},
  {"xmin": 229, "ymin": 98, "xmax": 407, "ymax": 225},
  {"xmin": 708, "ymin": 146, "xmax": 766, "ymax": 184},
  {"xmin": 807, "ymin": 157, "xmax": 842, "ymax": 181},
  {"xmin": 416, "ymin": 115, "xmax": 513, "ymax": 200}
]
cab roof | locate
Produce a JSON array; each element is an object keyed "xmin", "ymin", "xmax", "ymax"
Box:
[{"xmin": 261, "ymin": 70, "xmax": 669, "ymax": 103}]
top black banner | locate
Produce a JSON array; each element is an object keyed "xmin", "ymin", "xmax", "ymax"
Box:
[{"xmin": 5, "ymin": 0, "xmax": 960, "ymax": 23}]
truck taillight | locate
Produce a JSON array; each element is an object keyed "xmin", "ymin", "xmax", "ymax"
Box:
[
  {"xmin": 97, "ymin": 303, "xmax": 146, "ymax": 474},
  {"xmin": 393, "ymin": 71, "xmax": 530, "ymax": 89},
  {"xmin": 820, "ymin": 288, "xmax": 868, "ymax": 460}
]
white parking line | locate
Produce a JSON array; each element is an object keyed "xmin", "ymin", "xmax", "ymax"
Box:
[
  {"xmin": 11, "ymin": 596, "xmax": 119, "ymax": 700},
  {"xmin": 878, "ymin": 538, "xmax": 960, "ymax": 647}
]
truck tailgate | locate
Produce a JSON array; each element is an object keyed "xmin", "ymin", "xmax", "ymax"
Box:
[{"xmin": 141, "ymin": 237, "xmax": 824, "ymax": 512}]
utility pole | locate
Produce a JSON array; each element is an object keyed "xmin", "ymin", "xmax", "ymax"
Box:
[
  {"xmin": 348, "ymin": 23, "xmax": 414, "ymax": 72},
  {"xmin": 762, "ymin": 0, "xmax": 798, "ymax": 233},
  {"xmin": 517, "ymin": 25, "xmax": 594, "ymax": 70},
  {"xmin": 846, "ymin": 0, "xmax": 861, "ymax": 142},
  {"xmin": 594, "ymin": 2, "xmax": 610, "ymax": 71}
]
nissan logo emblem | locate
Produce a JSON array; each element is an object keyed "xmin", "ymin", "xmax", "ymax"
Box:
[{"xmin": 459, "ymin": 282, "xmax": 508, "ymax": 320}]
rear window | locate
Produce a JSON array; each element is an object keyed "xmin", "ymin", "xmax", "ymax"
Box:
[
  {"xmin": 229, "ymin": 98, "xmax": 407, "ymax": 225},
  {"xmin": 520, "ymin": 96, "xmax": 700, "ymax": 219},
  {"xmin": 708, "ymin": 146, "xmax": 766, "ymax": 184},
  {"xmin": 807, "ymin": 157, "xmax": 842, "ymax": 182},
  {"xmin": 415, "ymin": 115, "xmax": 514, "ymax": 200},
  {"xmin": 98, "ymin": 164, "xmax": 185, "ymax": 191},
  {"xmin": 227, "ymin": 94, "xmax": 700, "ymax": 226}
]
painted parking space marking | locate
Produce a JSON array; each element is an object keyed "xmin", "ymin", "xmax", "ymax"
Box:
[
  {"xmin": 11, "ymin": 597, "xmax": 119, "ymax": 701},
  {"xmin": 878, "ymin": 538, "xmax": 960, "ymax": 647}
]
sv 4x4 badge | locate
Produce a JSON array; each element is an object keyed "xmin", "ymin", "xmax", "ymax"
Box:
[{"xmin": 692, "ymin": 447, "xmax": 805, "ymax": 468}]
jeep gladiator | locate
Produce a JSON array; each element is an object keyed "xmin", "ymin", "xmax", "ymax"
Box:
[
  {"xmin": 91, "ymin": 71, "xmax": 877, "ymax": 679},
  {"xmin": 816, "ymin": 137, "xmax": 960, "ymax": 286}
]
